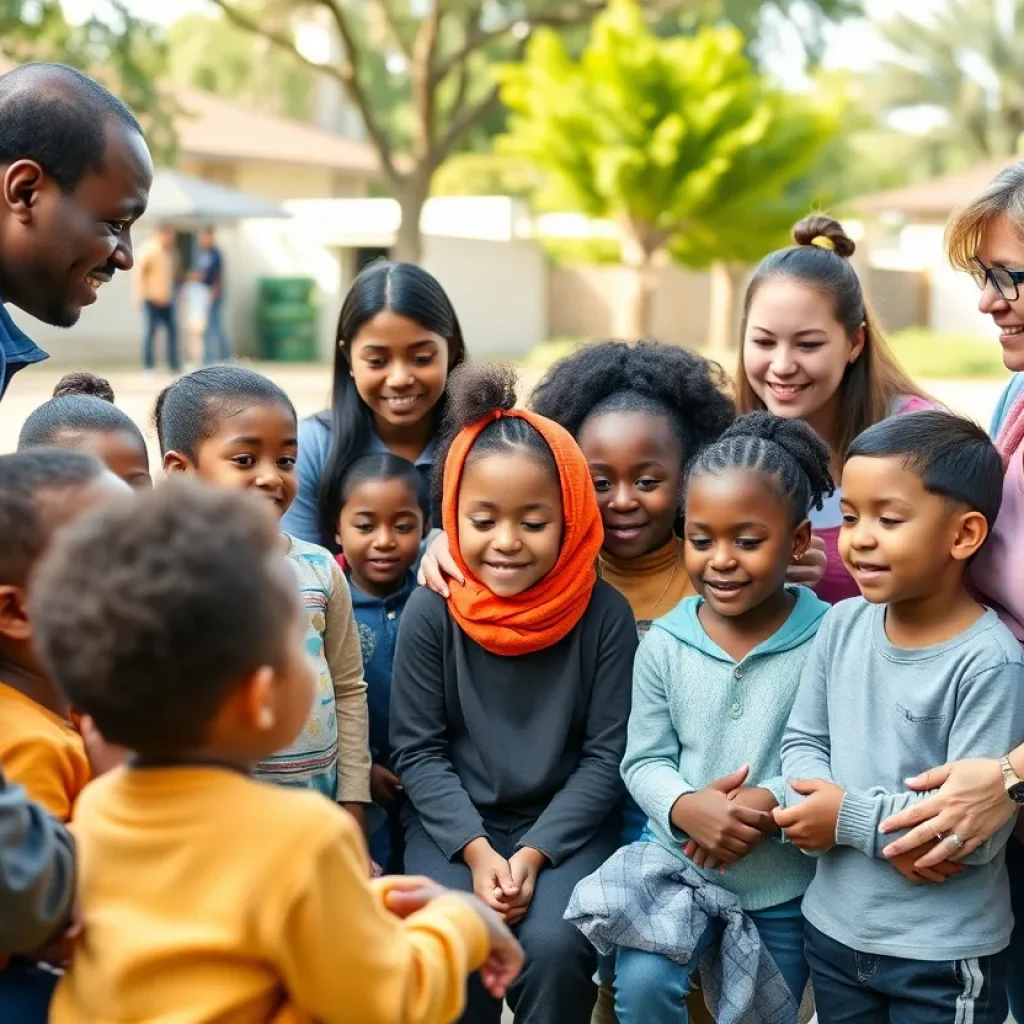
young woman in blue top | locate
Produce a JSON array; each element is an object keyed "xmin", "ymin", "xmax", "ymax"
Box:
[
  {"xmin": 335, "ymin": 454, "xmax": 430, "ymax": 874},
  {"xmin": 282, "ymin": 261, "xmax": 466, "ymax": 551}
]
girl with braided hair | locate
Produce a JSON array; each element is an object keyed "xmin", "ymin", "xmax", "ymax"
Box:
[{"xmin": 588, "ymin": 410, "xmax": 834, "ymax": 1023}]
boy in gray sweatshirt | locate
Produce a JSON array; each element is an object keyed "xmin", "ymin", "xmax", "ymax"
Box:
[{"xmin": 778, "ymin": 412, "xmax": 1024, "ymax": 1024}]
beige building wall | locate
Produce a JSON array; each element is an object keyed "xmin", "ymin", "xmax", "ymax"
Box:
[
  {"xmin": 548, "ymin": 264, "xmax": 717, "ymax": 347},
  {"xmin": 178, "ymin": 157, "xmax": 371, "ymax": 203}
]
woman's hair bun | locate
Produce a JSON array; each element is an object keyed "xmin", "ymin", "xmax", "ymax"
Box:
[
  {"xmin": 52, "ymin": 371, "xmax": 115, "ymax": 403},
  {"xmin": 792, "ymin": 214, "xmax": 856, "ymax": 260},
  {"xmin": 444, "ymin": 362, "xmax": 518, "ymax": 432}
]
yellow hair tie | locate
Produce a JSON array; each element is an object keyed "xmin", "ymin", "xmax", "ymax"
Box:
[{"xmin": 810, "ymin": 235, "xmax": 836, "ymax": 251}]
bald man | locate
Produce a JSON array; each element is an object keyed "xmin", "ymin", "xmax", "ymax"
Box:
[
  {"xmin": 0, "ymin": 62, "xmax": 154, "ymax": 399},
  {"xmin": 0, "ymin": 62, "xmax": 151, "ymax": 964}
]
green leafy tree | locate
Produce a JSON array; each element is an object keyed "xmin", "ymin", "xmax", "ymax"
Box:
[
  {"xmin": 204, "ymin": 0, "xmax": 742, "ymax": 263},
  {"xmin": 167, "ymin": 10, "xmax": 317, "ymax": 122},
  {"xmin": 869, "ymin": 0, "xmax": 1024, "ymax": 174},
  {"xmin": 499, "ymin": 0, "xmax": 841, "ymax": 342},
  {"xmin": 0, "ymin": 0, "xmax": 178, "ymax": 163}
]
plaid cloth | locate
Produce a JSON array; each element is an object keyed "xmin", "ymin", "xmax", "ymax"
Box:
[{"xmin": 565, "ymin": 840, "xmax": 798, "ymax": 1024}]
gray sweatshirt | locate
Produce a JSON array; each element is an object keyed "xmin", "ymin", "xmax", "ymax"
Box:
[
  {"xmin": 391, "ymin": 582, "xmax": 636, "ymax": 866},
  {"xmin": 0, "ymin": 766, "xmax": 74, "ymax": 953},
  {"xmin": 782, "ymin": 598, "xmax": 1024, "ymax": 960}
]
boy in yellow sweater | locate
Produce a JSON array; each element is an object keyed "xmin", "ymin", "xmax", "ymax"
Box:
[
  {"xmin": 29, "ymin": 479, "xmax": 523, "ymax": 1024},
  {"xmin": 0, "ymin": 450, "xmax": 129, "ymax": 820},
  {"xmin": 0, "ymin": 450, "xmax": 129, "ymax": 1022}
]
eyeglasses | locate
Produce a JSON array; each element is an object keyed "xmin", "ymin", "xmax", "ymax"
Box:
[{"xmin": 970, "ymin": 259, "xmax": 1024, "ymax": 301}]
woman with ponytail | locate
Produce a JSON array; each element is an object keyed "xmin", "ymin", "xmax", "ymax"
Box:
[{"xmin": 737, "ymin": 215, "xmax": 933, "ymax": 604}]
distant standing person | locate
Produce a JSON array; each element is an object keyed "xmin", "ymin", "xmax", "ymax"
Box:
[
  {"xmin": 197, "ymin": 226, "xmax": 229, "ymax": 364},
  {"xmin": 135, "ymin": 223, "xmax": 180, "ymax": 372}
]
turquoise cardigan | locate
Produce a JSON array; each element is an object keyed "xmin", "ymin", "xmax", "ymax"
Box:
[{"xmin": 991, "ymin": 373, "xmax": 1024, "ymax": 438}]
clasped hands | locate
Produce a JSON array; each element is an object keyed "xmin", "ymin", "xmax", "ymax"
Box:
[
  {"xmin": 671, "ymin": 765, "xmax": 780, "ymax": 871},
  {"xmin": 463, "ymin": 837, "xmax": 548, "ymax": 926}
]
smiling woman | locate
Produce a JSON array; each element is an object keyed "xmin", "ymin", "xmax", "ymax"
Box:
[
  {"xmin": 280, "ymin": 261, "xmax": 467, "ymax": 552},
  {"xmin": 736, "ymin": 214, "xmax": 933, "ymax": 604}
]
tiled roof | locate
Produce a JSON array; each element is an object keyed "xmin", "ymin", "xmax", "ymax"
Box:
[
  {"xmin": 174, "ymin": 86, "xmax": 380, "ymax": 175},
  {"xmin": 856, "ymin": 157, "xmax": 1020, "ymax": 218},
  {"xmin": 0, "ymin": 58, "xmax": 380, "ymax": 175}
]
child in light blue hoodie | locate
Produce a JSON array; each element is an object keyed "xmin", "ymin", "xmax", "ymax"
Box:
[{"xmin": 613, "ymin": 412, "xmax": 833, "ymax": 1023}]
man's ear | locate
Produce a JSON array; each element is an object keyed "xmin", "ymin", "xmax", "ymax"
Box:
[
  {"xmin": 0, "ymin": 585, "xmax": 31, "ymax": 642},
  {"xmin": 162, "ymin": 450, "xmax": 195, "ymax": 476},
  {"xmin": 3, "ymin": 160, "xmax": 45, "ymax": 222}
]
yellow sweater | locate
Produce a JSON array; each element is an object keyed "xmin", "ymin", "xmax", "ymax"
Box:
[
  {"xmin": 53, "ymin": 765, "xmax": 489, "ymax": 1024},
  {"xmin": 0, "ymin": 681, "xmax": 90, "ymax": 821}
]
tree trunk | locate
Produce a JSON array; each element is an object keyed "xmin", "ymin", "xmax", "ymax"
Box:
[
  {"xmin": 623, "ymin": 250, "xmax": 663, "ymax": 340},
  {"xmin": 392, "ymin": 176, "xmax": 430, "ymax": 264},
  {"xmin": 707, "ymin": 260, "xmax": 743, "ymax": 360}
]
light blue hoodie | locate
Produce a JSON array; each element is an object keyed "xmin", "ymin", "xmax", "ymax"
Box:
[{"xmin": 621, "ymin": 585, "xmax": 829, "ymax": 911}]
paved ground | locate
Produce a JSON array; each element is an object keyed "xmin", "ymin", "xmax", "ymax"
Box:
[{"xmin": 0, "ymin": 360, "xmax": 1009, "ymax": 457}]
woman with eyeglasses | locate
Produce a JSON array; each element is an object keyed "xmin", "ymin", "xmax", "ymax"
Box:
[{"xmin": 879, "ymin": 159, "xmax": 1024, "ymax": 1019}]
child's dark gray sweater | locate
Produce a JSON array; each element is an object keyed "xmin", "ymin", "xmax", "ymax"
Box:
[{"xmin": 782, "ymin": 598, "xmax": 1024, "ymax": 960}]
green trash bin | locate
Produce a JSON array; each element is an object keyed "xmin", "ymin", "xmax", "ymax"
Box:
[
  {"xmin": 258, "ymin": 277, "xmax": 315, "ymax": 305},
  {"xmin": 257, "ymin": 278, "xmax": 318, "ymax": 361},
  {"xmin": 258, "ymin": 302, "xmax": 318, "ymax": 362}
]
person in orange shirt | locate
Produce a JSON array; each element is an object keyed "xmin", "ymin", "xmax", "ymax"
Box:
[
  {"xmin": 29, "ymin": 479, "xmax": 523, "ymax": 1024},
  {"xmin": 0, "ymin": 449, "xmax": 129, "ymax": 1020}
]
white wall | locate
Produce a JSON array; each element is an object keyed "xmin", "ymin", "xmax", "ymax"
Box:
[{"xmin": 421, "ymin": 235, "xmax": 546, "ymax": 357}]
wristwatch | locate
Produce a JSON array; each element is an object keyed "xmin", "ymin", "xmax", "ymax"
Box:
[{"xmin": 1000, "ymin": 756, "xmax": 1024, "ymax": 804}]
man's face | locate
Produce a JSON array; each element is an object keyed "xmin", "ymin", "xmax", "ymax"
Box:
[{"xmin": 1, "ymin": 116, "xmax": 153, "ymax": 328}]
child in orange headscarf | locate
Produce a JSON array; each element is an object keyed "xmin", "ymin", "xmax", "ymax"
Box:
[{"xmin": 390, "ymin": 363, "xmax": 637, "ymax": 1024}]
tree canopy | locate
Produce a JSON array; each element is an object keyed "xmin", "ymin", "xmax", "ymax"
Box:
[{"xmin": 499, "ymin": 0, "xmax": 841, "ymax": 338}]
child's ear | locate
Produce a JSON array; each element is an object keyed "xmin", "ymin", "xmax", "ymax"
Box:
[
  {"xmin": 950, "ymin": 510, "xmax": 989, "ymax": 562},
  {"xmin": 0, "ymin": 585, "xmax": 31, "ymax": 642},
  {"xmin": 791, "ymin": 518, "xmax": 812, "ymax": 563},
  {"xmin": 239, "ymin": 665, "xmax": 278, "ymax": 734},
  {"xmin": 162, "ymin": 450, "xmax": 195, "ymax": 476}
]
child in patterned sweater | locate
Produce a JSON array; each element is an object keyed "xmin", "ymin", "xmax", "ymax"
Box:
[{"xmin": 154, "ymin": 367, "xmax": 371, "ymax": 827}]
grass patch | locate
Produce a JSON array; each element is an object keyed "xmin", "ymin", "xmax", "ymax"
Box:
[{"xmin": 883, "ymin": 329, "xmax": 1005, "ymax": 380}]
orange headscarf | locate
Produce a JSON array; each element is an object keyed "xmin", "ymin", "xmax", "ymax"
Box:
[{"xmin": 442, "ymin": 408, "xmax": 604, "ymax": 656}]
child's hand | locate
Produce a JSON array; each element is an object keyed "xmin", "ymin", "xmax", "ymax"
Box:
[
  {"xmin": 683, "ymin": 786, "xmax": 783, "ymax": 866},
  {"xmin": 381, "ymin": 876, "xmax": 451, "ymax": 918},
  {"xmin": 79, "ymin": 714, "xmax": 129, "ymax": 776},
  {"xmin": 463, "ymin": 838, "xmax": 519, "ymax": 916},
  {"xmin": 504, "ymin": 846, "xmax": 547, "ymax": 925},
  {"xmin": 786, "ymin": 533, "xmax": 827, "ymax": 588},
  {"xmin": 370, "ymin": 764, "xmax": 404, "ymax": 807},
  {"xmin": 886, "ymin": 838, "xmax": 965, "ymax": 885},
  {"xmin": 671, "ymin": 766, "xmax": 775, "ymax": 867},
  {"xmin": 450, "ymin": 893, "xmax": 525, "ymax": 999},
  {"xmin": 417, "ymin": 532, "xmax": 462, "ymax": 597},
  {"xmin": 730, "ymin": 786, "xmax": 781, "ymax": 830},
  {"xmin": 32, "ymin": 916, "xmax": 82, "ymax": 969},
  {"xmin": 772, "ymin": 779, "xmax": 844, "ymax": 852}
]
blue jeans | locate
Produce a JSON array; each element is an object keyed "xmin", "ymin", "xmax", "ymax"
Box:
[
  {"xmin": 142, "ymin": 301, "xmax": 179, "ymax": 371},
  {"xmin": 614, "ymin": 898, "xmax": 807, "ymax": 1023},
  {"xmin": 0, "ymin": 960, "xmax": 58, "ymax": 1021},
  {"xmin": 1006, "ymin": 834, "xmax": 1024, "ymax": 1019},
  {"xmin": 202, "ymin": 294, "xmax": 230, "ymax": 364},
  {"xmin": 805, "ymin": 921, "xmax": 1008, "ymax": 1024}
]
